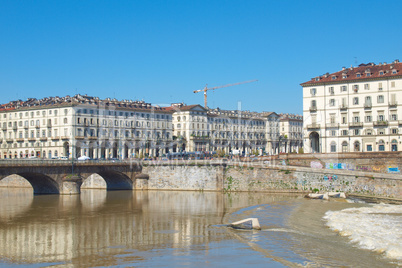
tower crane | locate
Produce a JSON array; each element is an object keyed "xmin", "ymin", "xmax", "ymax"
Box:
[{"xmin": 193, "ymin": 79, "xmax": 258, "ymax": 108}]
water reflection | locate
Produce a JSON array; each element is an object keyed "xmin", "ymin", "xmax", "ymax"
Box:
[{"xmin": 0, "ymin": 190, "xmax": 231, "ymax": 266}]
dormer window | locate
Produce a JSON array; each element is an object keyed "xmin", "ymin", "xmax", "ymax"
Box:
[
  {"xmin": 342, "ymin": 74, "xmax": 347, "ymax": 79},
  {"xmin": 379, "ymin": 70, "xmax": 384, "ymax": 75},
  {"xmin": 315, "ymin": 77, "xmax": 320, "ymax": 81},
  {"xmin": 356, "ymin": 73, "xmax": 361, "ymax": 78},
  {"xmin": 392, "ymin": 69, "xmax": 397, "ymax": 74},
  {"xmin": 332, "ymin": 76, "xmax": 337, "ymax": 80},
  {"xmin": 366, "ymin": 73, "xmax": 371, "ymax": 77}
]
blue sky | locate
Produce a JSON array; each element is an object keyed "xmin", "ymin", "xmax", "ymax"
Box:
[{"xmin": 1, "ymin": 0, "xmax": 401, "ymax": 114}]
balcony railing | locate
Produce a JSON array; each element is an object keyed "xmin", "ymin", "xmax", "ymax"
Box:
[
  {"xmin": 35, "ymin": 124, "xmax": 40, "ymax": 128},
  {"xmin": 6, "ymin": 139, "xmax": 13, "ymax": 143},
  {"xmin": 389, "ymin": 102, "xmax": 398, "ymax": 108},
  {"xmin": 373, "ymin": 121, "xmax": 388, "ymax": 127},
  {"xmin": 16, "ymin": 138, "xmax": 24, "ymax": 142},
  {"xmin": 61, "ymin": 136, "xmax": 69, "ymax": 140},
  {"xmin": 349, "ymin": 122, "xmax": 363, "ymax": 127},
  {"xmin": 307, "ymin": 123, "xmax": 320, "ymax": 129},
  {"xmin": 364, "ymin": 103, "xmax": 372, "ymax": 108},
  {"xmin": 339, "ymin": 104, "xmax": 348, "ymax": 110},
  {"xmin": 1, "ymin": 126, "xmax": 7, "ymax": 131},
  {"xmin": 39, "ymin": 137, "xmax": 48, "ymax": 141},
  {"xmin": 326, "ymin": 123, "xmax": 339, "ymax": 128},
  {"xmin": 28, "ymin": 137, "xmax": 36, "ymax": 142},
  {"xmin": 309, "ymin": 106, "xmax": 317, "ymax": 112}
]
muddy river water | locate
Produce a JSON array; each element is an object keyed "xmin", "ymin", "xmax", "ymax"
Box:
[{"xmin": 0, "ymin": 188, "xmax": 400, "ymax": 267}]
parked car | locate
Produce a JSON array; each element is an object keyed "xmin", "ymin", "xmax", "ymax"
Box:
[
  {"xmin": 59, "ymin": 156, "xmax": 68, "ymax": 160},
  {"xmin": 77, "ymin": 156, "xmax": 91, "ymax": 161}
]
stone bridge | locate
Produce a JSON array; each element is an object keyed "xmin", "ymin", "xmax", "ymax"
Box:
[{"xmin": 0, "ymin": 161, "xmax": 146, "ymax": 195}]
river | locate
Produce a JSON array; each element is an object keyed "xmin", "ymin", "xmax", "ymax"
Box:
[{"xmin": 0, "ymin": 188, "xmax": 400, "ymax": 267}]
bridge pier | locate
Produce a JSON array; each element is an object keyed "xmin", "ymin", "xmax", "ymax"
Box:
[{"xmin": 61, "ymin": 176, "xmax": 83, "ymax": 195}]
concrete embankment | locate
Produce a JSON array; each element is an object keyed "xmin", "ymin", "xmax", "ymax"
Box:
[{"xmin": 142, "ymin": 163, "xmax": 402, "ymax": 199}]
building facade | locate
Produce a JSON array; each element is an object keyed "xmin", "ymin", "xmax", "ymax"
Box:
[
  {"xmin": 302, "ymin": 60, "xmax": 402, "ymax": 153},
  {"xmin": 279, "ymin": 113, "xmax": 303, "ymax": 153},
  {"xmin": 0, "ymin": 94, "xmax": 300, "ymax": 159}
]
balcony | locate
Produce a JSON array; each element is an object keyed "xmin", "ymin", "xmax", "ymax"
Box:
[
  {"xmin": 326, "ymin": 123, "xmax": 339, "ymax": 128},
  {"xmin": 51, "ymin": 136, "xmax": 60, "ymax": 140},
  {"xmin": 1, "ymin": 126, "xmax": 7, "ymax": 131},
  {"xmin": 339, "ymin": 104, "xmax": 348, "ymax": 110},
  {"xmin": 309, "ymin": 106, "xmax": 317, "ymax": 112},
  {"xmin": 35, "ymin": 124, "xmax": 40, "ymax": 129},
  {"xmin": 389, "ymin": 102, "xmax": 398, "ymax": 108},
  {"xmin": 75, "ymin": 136, "xmax": 85, "ymax": 140},
  {"xmin": 28, "ymin": 137, "xmax": 36, "ymax": 142},
  {"xmin": 24, "ymin": 125, "xmax": 28, "ymax": 129},
  {"xmin": 47, "ymin": 122, "xmax": 52, "ymax": 128},
  {"xmin": 6, "ymin": 139, "xmax": 13, "ymax": 143},
  {"xmin": 373, "ymin": 121, "xmax": 388, "ymax": 127},
  {"xmin": 61, "ymin": 136, "xmax": 69, "ymax": 140},
  {"xmin": 88, "ymin": 136, "xmax": 98, "ymax": 140},
  {"xmin": 16, "ymin": 138, "xmax": 24, "ymax": 142},
  {"xmin": 306, "ymin": 123, "xmax": 320, "ymax": 129},
  {"xmin": 349, "ymin": 122, "xmax": 363, "ymax": 127},
  {"xmin": 12, "ymin": 125, "xmax": 17, "ymax": 130},
  {"xmin": 39, "ymin": 137, "xmax": 48, "ymax": 141},
  {"xmin": 364, "ymin": 103, "xmax": 372, "ymax": 109}
]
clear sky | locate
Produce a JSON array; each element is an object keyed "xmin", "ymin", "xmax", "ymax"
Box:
[{"xmin": 1, "ymin": 0, "xmax": 401, "ymax": 114}]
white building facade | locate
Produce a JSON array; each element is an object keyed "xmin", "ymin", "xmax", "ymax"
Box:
[{"xmin": 302, "ymin": 60, "xmax": 402, "ymax": 153}]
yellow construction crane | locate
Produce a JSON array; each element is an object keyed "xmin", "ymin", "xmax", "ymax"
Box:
[{"xmin": 193, "ymin": 79, "xmax": 258, "ymax": 108}]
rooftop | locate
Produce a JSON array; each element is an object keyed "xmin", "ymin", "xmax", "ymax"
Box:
[{"xmin": 301, "ymin": 59, "xmax": 402, "ymax": 86}]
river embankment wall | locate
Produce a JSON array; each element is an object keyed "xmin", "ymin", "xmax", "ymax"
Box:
[{"xmin": 142, "ymin": 163, "xmax": 402, "ymax": 199}]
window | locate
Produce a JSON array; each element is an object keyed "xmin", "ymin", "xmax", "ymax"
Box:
[
  {"xmin": 341, "ymin": 86, "xmax": 347, "ymax": 92},
  {"xmin": 365, "ymin": 115, "xmax": 372, "ymax": 122},
  {"xmin": 392, "ymin": 69, "xmax": 397, "ymax": 74},
  {"xmin": 378, "ymin": 82, "xmax": 383, "ymax": 91},
  {"xmin": 391, "ymin": 81, "xmax": 395, "ymax": 88},
  {"xmin": 342, "ymin": 116, "xmax": 347, "ymax": 124},
  {"xmin": 330, "ymin": 142, "xmax": 336, "ymax": 152},
  {"xmin": 331, "ymin": 130, "xmax": 336, "ymax": 136},
  {"xmin": 392, "ymin": 128, "xmax": 398, "ymax": 134},
  {"xmin": 378, "ymin": 114, "xmax": 385, "ymax": 121},
  {"xmin": 379, "ymin": 140, "xmax": 385, "ymax": 151},
  {"xmin": 342, "ymin": 75, "xmax": 347, "ymax": 79},
  {"xmin": 354, "ymin": 129, "xmax": 360, "ymax": 135},
  {"xmin": 379, "ymin": 129, "xmax": 385, "ymax": 135},
  {"xmin": 353, "ymin": 97, "xmax": 359, "ymax": 105},
  {"xmin": 379, "ymin": 71, "xmax": 384, "ymax": 75},
  {"xmin": 366, "ymin": 73, "xmax": 371, "ymax": 77},
  {"xmin": 341, "ymin": 130, "xmax": 348, "ymax": 136},
  {"xmin": 342, "ymin": 141, "xmax": 348, "ymax": 152},
  {"xmin": 329, "ymin": 99, "xmax": 335, "ymax": 106},
  {"xmin": 364, "ymin": 84, "xmax": 370, "ymax": 90},
  {"xmin": 310, "ymin": 88, "xmax": 316, "ymax": 95},
  {"xmin": 356, "ymin": 73, "xmax": 361, "ymax": 78},
  {"xmin": 366, "ymin": 129, "xmax": 372, "ymax": 135},
  {"xmin": 391, "ymin": 114, "xmax": 398, "ymax": 121},
  {"xmin": 377, "ymin": 95, "xmax": 384, "ymax": 103},
  {"xmin": 329, "ymin": 87, "xmax": 334, "ymax": 95},
  {"xmin": 353, "ymin": 85, "xmax": 359, "ymax": 92},
  {"xmin": 367, "ymin": 144, "xmax": 372, "ymax": 152},
  {"xmin": 311, "ymin": 100, "xmax": 316, "ymax": 108}
]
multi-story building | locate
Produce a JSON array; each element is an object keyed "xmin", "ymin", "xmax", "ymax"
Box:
[
  {"xmin": 301, "ymin": 59, "xmax": 402, "ymax": 153},
  {"xmin": 0, "ymin": 95, "xmax": 173, "ymax": 159},
  {"xmin": 0, "ymin": 94, "xmax": 297, "ymax": 159},
  {"xmin": 279, "ymin": 113, "xmax": 303, "ymax": 153},
  {"xmin": 169, "ymin": 103, "xmax": 281, "ymax": 155}
]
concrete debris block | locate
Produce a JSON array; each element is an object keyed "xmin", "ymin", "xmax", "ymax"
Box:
[
  {"xmin": 305, "ymin": 193, "xmax": 329, "ymax": 200},
  {"xmin": 327, "ymin": 192, "xmax": 346, "ymax": 198},
  {"xmin": 229, "ymin": 218, "xmax": 261, "ymax": 230}
]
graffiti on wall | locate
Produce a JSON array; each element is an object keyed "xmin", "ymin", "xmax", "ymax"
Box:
[
  {"xmin": 310, "ymin": 161, "xmax": 323, "ymax": 169},
  {"xmin": 325, "ymin": 163, "xmax": 355, "ymax": 170},
  {"xmin": 388, "ymin": 167, "xmax": 400, "ymax": 173}
]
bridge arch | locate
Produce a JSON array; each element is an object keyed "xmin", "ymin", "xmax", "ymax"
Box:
[
  {"xmin": 1, "ymin": 173, "xmax": 59, "ymax": 194},
  {"xmin": 81, "ymin": 171, "xmax": 133, "ymax": 190}
]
